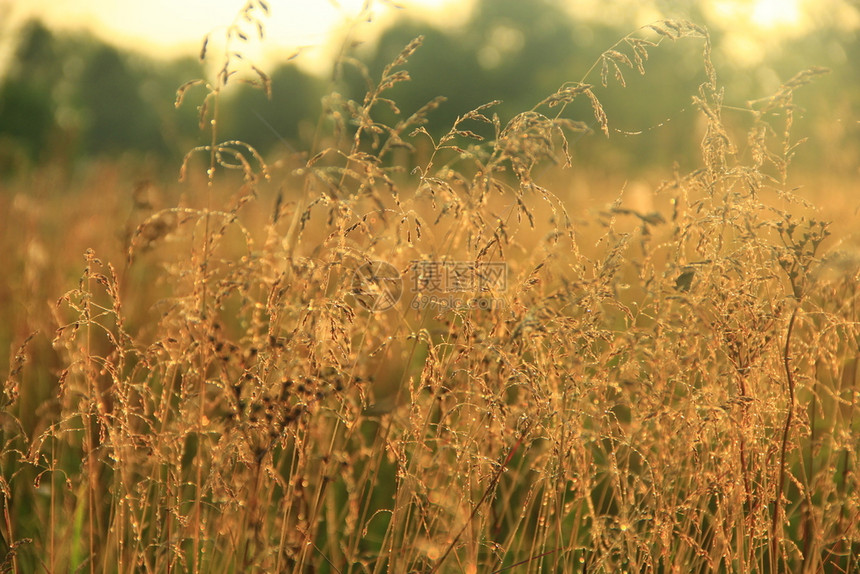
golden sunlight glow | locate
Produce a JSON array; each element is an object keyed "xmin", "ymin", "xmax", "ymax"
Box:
[
  {"xmin": 751, "ymin": 0, "xmax": 804, "ymax": 30},
  {"xmin": 709, "ymin": 0, "xmax": 809, "ymax": 33},
  {"xmin": 706, "ymin": 0, "xmax": 812, "ymax": 66},
  {"xmin": 4, "ymin": 0, "xmax": 468, "ymax": 72}
]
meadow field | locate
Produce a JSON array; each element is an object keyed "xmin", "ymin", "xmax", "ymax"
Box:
[{"xmin": 1, "ymin": 1, "xmax": 859, "ymax": 572}]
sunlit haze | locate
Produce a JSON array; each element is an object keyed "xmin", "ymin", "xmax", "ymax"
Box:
[
  {"xmin": 751, "ymin": 0, "xmax": 804, "ymax": 30},
  {"xmin": 1, "ymin": 0, "xmax": 470, "ymax": 73},
  {"xmin": 4, "ymin": 0, "xmax": 855, "ymax": 75}
]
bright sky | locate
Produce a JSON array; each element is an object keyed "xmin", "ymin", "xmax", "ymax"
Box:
[{"xmin": 1, "ymin": 0, "xmax": 470, "ymax": 72}]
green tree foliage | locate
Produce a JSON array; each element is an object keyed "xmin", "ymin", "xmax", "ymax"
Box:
[
  {"xmin": 220, "ymin": 64, "xmax": 325, "ymax": 154},
  {"xmin": 353, "ymin": 0, "xmax": 709, "ymax": 169},
  {"xmin": 0, "ymin": 21, "xmax": 61, "ymax": 168},
  {"xmin": 0, "ymin": 2, "xmax": 856, "ymax": 172},
  {"xmin": 0, "ymin": 78, "xmax": 55, "ymax": 165},
  {"xmin": 358, "ymin": 0, "xmax": 597, "ymax": 137},
  {"xmin": 73, "ymin": 45, "xmax": 167, "ymax": 157},
  {"xmin": 349, "ymin": 0, "xmax": 856, "ymax": 172},
  {"xmin": 140, "ymin": 55, "xmax": 210, "ymax": 158},
  {"xmin": 0, "ymin": 20, "xmax": 206, "ymax": 170},
  {"xmin": 361, "ymin": 20, "xmax": 484, "ymax": 132}
]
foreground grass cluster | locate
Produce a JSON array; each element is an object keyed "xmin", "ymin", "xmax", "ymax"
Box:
[{"xmin": 2, "ymin": 3, "xmax": 858, "ymax": 573}]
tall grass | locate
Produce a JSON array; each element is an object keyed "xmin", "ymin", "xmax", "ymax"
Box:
[{"xmin": 2, "ymin": 3, "xmax": 858, "ymax": 573}]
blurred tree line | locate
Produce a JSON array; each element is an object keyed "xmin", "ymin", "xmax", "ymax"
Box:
[
  {"xmin": 0, "ymin": 0, "xmax": 856, "ymax": 176},
  {"xmin": 0, "ymin": 20, "xmax": 199, "ymax": 172}
]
